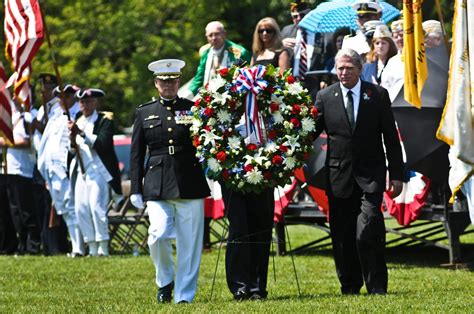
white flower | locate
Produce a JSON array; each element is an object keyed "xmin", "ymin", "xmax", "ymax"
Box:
[
  {"xmin": 264, "ymin": 142, "xmax": 278, "ymax": 153},
  {"xmin": 301, "ymin": 117, "xmax": 316, "ymax": 132},
  {"xmin": 245, "ymin": 169, "xmax": 263, "ymax": 184},
  {"xmin": 271, "ymin": 94, "xmax": 285, "ymax": 105},
  {"xmin": 208, "ymin": 158, "xmax": 221, "ymax": 172},
  {"xmin": 217, "ymin": 109, "xmax": 232, "ymax": 124},
  {"xmin": 283, "ymin": 121, "xmax": 294, "ymax": 130},
  {"xmin": 273, "ymin": 111, "xmax": 284, "ymax": 124},
  {"xmin": 202, "ymin": 129, "xmax": 221, "ymax": 146},
  {"xmin": 208, "ymin": 76, "xmax": 227, "ymax": 93},
  {"xmin": 208, "ymin": 117, "xmax": 217, "ymax": 126},
  {"xmin": 243, "ymin": 154, "xmax": 266, "ymax": 166},
  {"xmin": 237, "ymin": 181, "xmax": 245, "ymax": 188},
  {"xmin": 213, "ymin": 91, "xmax": 231, "ymax": 105},
  {"xmin": 284, "ymin": 156, "xmax": 296, "ymax": 170},
  {"xmin": 227, "ymin": 136, "xmax": 241, "ymax": 150},
  {"xmin": 363, "ymin": 92, "xmax": 370, "ymax": 101},
  {"xmin": 283, "ymin": 135, "xmax": 301, "ymax": 151},
  {"xmin": 286, "ymin": 82, "xmax": 304, "ymax": 95}
]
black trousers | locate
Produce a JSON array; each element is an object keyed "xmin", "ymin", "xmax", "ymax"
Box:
[
  {"xmin": 0, "ymin": 175, "xmax": 17, "ymax": 254},
  {"xmin": 221, "ymin": 185, "xmax": 274, "ymax": 297},
  {"xmin": 5, "ymin": 174, "xmax": 41, "ymax": 254},
  {"xmin": 328, "ymin": 185, "xmax": 387, "ymax": 294}
]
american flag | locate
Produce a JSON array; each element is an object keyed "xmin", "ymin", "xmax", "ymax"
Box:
[
  {"xmin": 4, "ymin": 0, "xmax": 44, "ymax": 110},
  {"xmin": 0, "ymin": 62, "xmax": 14, "ymax": 145}
]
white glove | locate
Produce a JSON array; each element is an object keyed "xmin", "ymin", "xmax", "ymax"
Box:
[
  {"xmin": 23, "ymin": 112, "xmax": 34, "ymax": 123},
  {"xmin": 130, "ymin": 194, "xmax": 145, "ymax": 209}
]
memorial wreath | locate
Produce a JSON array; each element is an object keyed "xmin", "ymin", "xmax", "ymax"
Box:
[{"xmin": 191, "ymin": 64, "xmax": 317, "ymax": 193}]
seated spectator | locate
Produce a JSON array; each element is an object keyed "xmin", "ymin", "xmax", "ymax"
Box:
[
  {"xmin": 361, "ymin": 24, "xmax": 398, "ymax": 85},
  {"xmin": 251, "ymin": 17, "xmax": 290, "ymax": 74}
]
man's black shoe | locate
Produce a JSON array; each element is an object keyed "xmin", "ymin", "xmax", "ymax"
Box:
[
  {"xmin": 233, "ymin": 290, "xmax": 249, "ymax": 301},
  {"xmin": 249, "ymin": 293, "xmax": 266, "ymax": 301},
  {"xmin": 156, "ymin": 281, "xmax": 174, "ymax": 303},
  {"xmin": 177, "ymin": 300, "xmax": 189, "ymax": 304}
]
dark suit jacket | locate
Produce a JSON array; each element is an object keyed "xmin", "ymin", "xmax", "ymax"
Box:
[
  {"xmin": 314, "ymin": 80, "xmax": 403, "ymax": 198},
  {"xmin": 91, "ymin": 112, "xmax": 122, "ymax": 195},
  {"xmin": 130, "ymin": 97, "xmax": 210, "ymax": 201}
]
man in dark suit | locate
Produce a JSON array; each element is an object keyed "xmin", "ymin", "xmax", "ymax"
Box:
[
  {"xmin": 314, "ymin": 48, "xmax": 403, "ymax": 295},
  {"xmin": 68, "ymin": 88, "xmax": 122, "ymax": 257},
  {"xmin": 130, "ymin": 59, "xmax": 210, "ymax": 304}
]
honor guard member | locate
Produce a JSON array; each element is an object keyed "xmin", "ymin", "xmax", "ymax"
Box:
[
  {"xmin": 342, "ymin": 0, "xmax": 384, "ymax": 56},
  {"xmin": 130, "ymin": 59, "xmax": 210, "ymax": 304},
  {"xmin": 37, "ymin": 84, "xmax": 84, "ymax": 257},
  {"xmin": 68, "ymin": 88, "xmax": 122, "ymax": 257}
]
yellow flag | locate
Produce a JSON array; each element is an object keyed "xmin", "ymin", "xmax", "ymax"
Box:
[
  {"xmin": 403, "ymin": 0, "xmax": 428, "ymax": 108},
  {"xmin": 437, "ymin": 0, "xmax": 474, "ymax": 202}
]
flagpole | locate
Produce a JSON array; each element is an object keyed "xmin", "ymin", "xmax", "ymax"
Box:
[
  {"xmin": 434, "ymin": 0, "xmax": 451, "ymax": 54},
  {"xmin": 38, "ymin": 0, "xmax": 86, "ymax": 175}
]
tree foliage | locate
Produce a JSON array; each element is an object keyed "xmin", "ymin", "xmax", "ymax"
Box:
[{"xmin": 0, "ymin": 0, "xmax": 454, "ymax": 129}]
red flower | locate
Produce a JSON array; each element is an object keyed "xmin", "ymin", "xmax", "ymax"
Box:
[
  {"xmin": 263, "ymin": 171, "xmax": 272, "ymax": 180},
  {"xmin": 219, "ymin": 68, "xmax": 229, "ymax": 77},
  {"xmin": 286, "ymin": 75, "xmax": 296, "ymax": 84},
  {"xmin": 266, "ymin": 86, "xmax": 275, "ymax": 93},
  {"xmin": 272, "ymin": 155, "xmax": 283, "ymax": 165},
  {"xmin": 204, "ymin": 125, "xmax": 211, "ymax": 132},
  {"xmin": 279, "ymin": 145, "xmax": 288, "ymax": 152},
  {"xmin": 223, "ymin": 129, "xmax": 233, "ymax": 137},
  {"xmin": 267, "ymin": 129, "xmax": 277, "ymax": 140},
  {"xmin": 244, "ymin": 164, "xmax": 254, "ymax": 172},
  {"xmin": 203, "ymin": 107, "xmax": 214, "ymax": 117},
  {"xmin": 290, "ymin": 118, "xmax": 301, "ymax": 128},
  {"xmin": 270, "ymin": 102, "xmax": 280, "ymax": 113},
  {"xmin": 228, "ymin": 99, "xmax": 237, "ymax": 110},
  {"xmin": 311, "ymin": 107, "xmax": 319, "ymax": 117},
  {"xmin": 216, "ymin": 151, "xmax": 227, "ymax": 162},
  {"xmin": 204, "ymin": 95, "xmax": 211, "ymax": 103},
  {"xmin": 246, "ymin": 143, "xmax": 258, "ymax": 151},
  {"xmin": 222, "ymin": 170, "xmax": 230, "ymax": 180},
  {"xmin": 303, "ymin": 152, "xmax": 311, "ymax": 160},
  {"xmin": 292, "ymin": 104, "xmax": 301, "ymax": 114},
  {"xmin": 366, "ymin": 89, "xmax": 372, "ymax": 97},
  {"xmin": 194, "ymin": 98, "xmax": 201, "ymax": 107},
  {"xmin": 193, "ymin": 136, "xmax": 200, "ymax": 147}
]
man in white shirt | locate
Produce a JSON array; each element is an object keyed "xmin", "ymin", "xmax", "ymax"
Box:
[
  {"xmin": 37, "ymin": 84, "xmax": 84, "ymax": 257},
  {"xmin": 0, "ymin": 102, "xmax": 41, "ymax": 254},
  {"xmin": 68, "ymin": 88, "xmax": 122, "ymax": 257}
]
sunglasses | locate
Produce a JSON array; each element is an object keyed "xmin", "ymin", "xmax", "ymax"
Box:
[
  {"xmin": 258, "ymin": 28, "xmax": 275, "ymax": 34},
  {"xmin": 358, "ymin": 13, "xmax": 378, "ymax": 19}
]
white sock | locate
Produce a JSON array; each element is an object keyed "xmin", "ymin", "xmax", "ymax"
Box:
[
  {"xmin": 88, "ymin": 241, "xmax": 98, "ymax": 256},
  {"xmin": 98, "ymin": 240, "xmax": 109, "ymax": 257}
]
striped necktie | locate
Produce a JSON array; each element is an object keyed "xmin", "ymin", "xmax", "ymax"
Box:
[{"xmin": 299, "ymin": 31, "xmax": 308, "ymax": 80}]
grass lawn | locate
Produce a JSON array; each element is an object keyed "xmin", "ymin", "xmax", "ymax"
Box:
[{"xmin": 1, "ymin": 222, "xmax": 473, "ymax": 313}]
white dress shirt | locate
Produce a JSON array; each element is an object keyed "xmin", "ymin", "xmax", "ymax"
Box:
[{"xmin": 340, "ymin": 79, "xmax": 362, "ymax": 122}]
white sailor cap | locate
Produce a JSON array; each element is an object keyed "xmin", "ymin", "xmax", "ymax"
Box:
[
  {"xmin": 363, "ymin": 20, "xmax": 385, "ymax": 37},
  {"xmin": 373, "ymin": 24, "xmax": 392, "ymax": 39},
  {"xmin": 422, "ymin": 20, "xmax": 443, "ymax": 35},
  {"xmin": 148, "ymin": 59, "xmax": 185, "ymax": 80},
  {"xmin": 74, "ymin": 88, "xmax": 106, "ymax": 100},
  {"xmin": 352, "ymin": 0, "xmax": 382, "ymax": 14}
]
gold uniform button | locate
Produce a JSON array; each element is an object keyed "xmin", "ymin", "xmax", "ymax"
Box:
[
  {"xmin": 167, "ymin": 116, "xmax": 172, "ymax": 121},
  {"xmin": 168, "ymin": 128, "xmax": 173, "ymax": 132},
  {"xmin": 166, "ymin": 106, "xmax": 171, "ymax": 110},
  {"xmin": 169, "ymin": 139, "xmax": 174, "ymax": 144}
]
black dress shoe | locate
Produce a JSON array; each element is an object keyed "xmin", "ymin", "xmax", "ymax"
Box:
[
  {"xmin": 233, "ymin": 290, "xmax": 249, "ymax": 301},
  {"xmin": 249, "ymin": 293, "xmax": 265, "ymax": 301},
  {"xmin": 156, "ymin": 281, "xmax": 174, "ymax": 303},
  {"xmin": 177, "ymin": 300, "xmax": 189, "ymax": 304},
  {"xmin": 341, "ymin": 287, "xmax": 360, "ymax": 295}
]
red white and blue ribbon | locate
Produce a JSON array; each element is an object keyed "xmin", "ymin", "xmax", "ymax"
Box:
[{"xmin": 234, "ymin": 65, "xmax": 268, "ymax": 145}]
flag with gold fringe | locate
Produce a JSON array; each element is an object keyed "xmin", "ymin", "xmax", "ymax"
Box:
[
  {"xmin": 436, "ymin": 0, "xmax": 474, "ymax": 223},
  {"xmin": 403, "ymin": 0, "xmax": 428, "ymax": 108}
]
